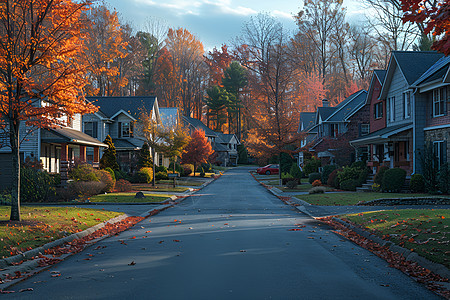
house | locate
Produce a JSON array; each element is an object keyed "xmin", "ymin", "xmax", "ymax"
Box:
[
  {"xmin": 84, "ymin": 96, "xmax": 161, "ymax": 173},
  {"xmin": 297, "ymin": 112, "xmax": 316, "ymax": 167},
  {"xmin": 351, "ymin": 51, "xmax": 446, "ymax": 176},
  {"xmin": 158, "ymin": 107, "xmax": 180, "ymax": 167},
  {"xmin": 299, "ymin": 90, "xmax": 368, "ymax": 166},
  {"xmin": 0, "ymin": 109, "xmax": 106, "ymax": 185}
]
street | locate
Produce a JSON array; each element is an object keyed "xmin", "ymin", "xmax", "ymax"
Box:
[{"xmin": 5, "ymin": 167, "xmax": 440, "ymax": 299}]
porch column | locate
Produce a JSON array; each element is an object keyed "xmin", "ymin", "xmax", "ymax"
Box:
[
  {"xmin": 60, "ymin": 143, "xmax": 69, "ymax": 181},
  {"xmin": 93, "ymin": 146, "xmax": 100, "ymax": 168},
  {"xmin": 80, "ymin": 145, "xmax": 86, "ymax": 162}
]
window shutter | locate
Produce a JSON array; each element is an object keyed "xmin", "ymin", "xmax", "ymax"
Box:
[
  {"xmin": 93, "ymin": 122, "xmax": 98, "ymax": 138},
  {"xmin": 118, "ymin": 122, "xmax": 122, "ymax": 138}
]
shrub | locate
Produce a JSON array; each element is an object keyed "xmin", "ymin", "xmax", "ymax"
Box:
[
  {"xmin": 95, "ymin": 169, "xmax": 115, "ymax": 193},
  {"xmin": 201, "ymin": 162, "xmax": 213, "ymax": 173},
  {"xmin": 134, "ymin": 167, "xmax": 153, "ymax": 183},
  {"xmin": 114, "ymin": 169, "xmax": 131, "ymax": 181},
  {"xmin": 308, "ymin": 172, "xmax": 322, "ymax": 184},
  {"xmin": 169, "ymin": 161, "xmax": 183, "ymax": 173},
  {"xmin": 286, "ymin": 180, "xmax": 298, "ymax": 189},
  {"xmin": 200, "ymin": 167, "xmax": 206, "ymax": 177},
  {"xmin": 382, "ymin": 168, "xmax": 406, "ymax": 192},
  {"xmin": 410, "ymin": 174, "xmax": 425, "ymax": 193},
  {"xmin": 340, "ymin": 179, "xmax": 358, "ymax": 191},
  {"xmin": 351, "ymin": 161, "xmax": 367, "ymax": 170},
  {"xmin": 69, "ymin": 164, "xmax": 99, "ymax": 182},
  {"xmin": 155, "ymin": 171, "xmax": 169, "ymax": 180},
  {"xmin": 282, "ymin": 172, "xmax": 294, "ymax": 179},
  {"xmin": 337, "ymin": 166, "xmax": 360, "ymax": 183},
  {"xmin": 321, "ymin": 165, "xmax": 338, "ymax": 184},
  {"xmin": 104, "ymin": 167, "xmax": 116, "ymax": 182},
  {"xmin": 437, "ymin": 163, "xmax": 450, "ymax": 194},
  {"xmin": 312, "ymin": 179, "xmax": 322, "ymax": 187},
  {"xmin": 155, "ymin": 165, "xmax": 168, "ymax": 173},
  {"xmin": 181, "ymin": 164, "xmax": 194, "ymax": 176},
  {"xmin": 289, "ymin": 163, "xmax": 303, "ymax": 179},
  {"xmin": 309, "ymin": 186, "xmax": 326, "ymax": 194},
  {"xmin": 327, "ymin": 169, "xmax": 342, "ymax": 188},
  {"xmin": 20, "ymin": 168, "xmax": 57, "ymax": 202},
  {"xmin": 69, "ymin": 181, "xmax": 106, "ymax": 200},
  {"xmin": 357, "ymin": 168, "xmax": 369, "ymax": 186},
  {"xmin": 115, "ymin": 179, "xmax": 132, "ymax": 192},
  {"xmin": 371, "ymin": 183, "xmax": 381, "ymax": 192},
  {"xmin": 303, "ymin": 158, "xmax": 321, "ymax": 176},
  {"xmin": 374, "ymin": 166, "xmax": 389, "ymax": 185}
]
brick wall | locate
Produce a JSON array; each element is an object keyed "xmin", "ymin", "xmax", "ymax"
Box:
[
  {"xmin": 425, "ymin": 128, "xmax": 450, "ymax": 163},
  {"xmin": 369, "ymin": 78, "xmax": 386, "ymax": 133}
]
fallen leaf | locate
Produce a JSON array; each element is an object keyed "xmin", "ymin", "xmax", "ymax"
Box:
[
  {"xmin": 173, "ymin": 240, "xmax": 181, "ymax": 242},
  {"xmin": 128, "ymin": 261, "xmax": 136, "ymax": 266},
  {"xmin": 19, "ymin": 288, "xmax": 33, "ymax": 292}
]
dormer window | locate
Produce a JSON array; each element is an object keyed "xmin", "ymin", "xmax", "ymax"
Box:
[
  {"xmin": 119, "ymin": 122, "xmax": 133, "ymax": 138},
  {"xmin": 433, "ymin": 88, "xmax": 445, "ymax": 117}
]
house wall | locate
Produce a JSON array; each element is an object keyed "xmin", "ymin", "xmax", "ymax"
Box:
[
  {"xmin": 385, "ymin": 65, "xmax": 411, "ymax": 126},
  {"xmin": 82, "ymin": 113, "xmax": 104, "ymax": 141},
  {"xmin": 414, "ymin": 92, "xmax": 427, "ymax": 174},
  {"xmin": 425, "ymin": 128, "xmax": 450, "ymax": 164},
  {"xmin": 369, "ymin": 77, "xmax": 386, "ymax": 133},
  {"xmin": 425, "ymin": 86, "xmax": 450, "ymax": 127},
  {"xmin": 110, "ymin": 114, "xmax": 135, "ymax": 138}
]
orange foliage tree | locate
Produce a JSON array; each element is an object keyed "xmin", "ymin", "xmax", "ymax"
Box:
[
  {"xmin": 154, "ymin": 47, "xmax": 180, "ymax": 108},
  {"xmin": 181, "ymin": 129, "xmax": 214, "ymax": 176},
  {"xmin": 0, "ymin": 0, "xmax": 97, "ymax": 221},
  {"xmin": 205, "ymin": 45, "xmax": 233, "ymax": 86}
]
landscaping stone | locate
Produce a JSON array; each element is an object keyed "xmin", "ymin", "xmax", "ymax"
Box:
[{"xmin": 135, "ymin": 191, "xmax": 145, "ymax": 199}]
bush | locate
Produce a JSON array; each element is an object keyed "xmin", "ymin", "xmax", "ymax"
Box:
[
  {"xmin": 309, "ymin": 186, "xmax": 326, "ymax": 194},
  {"xmin": 200, "ymin": 167, "xmax": 206, "ymax": 177},
  {"xmin": 95, "ymin": 169, "xmax": 115, "ymax": 193},
  {"xmin": 69, "ymin": 164, "xmax": 99, "ymax": 182},
  {"xmin": 104, "ymin": 167, "xmax": 116, "ymax": 182},
  {"xmin": 374, "ymin": 166, "xmax": 389, "ymax": 185},
  {"xmin": 312, "ymin": 179, "xmax": 322, "ymax": 187},
  {"xmin": 155, "ymin": 171, "xmax": 169, "ymax": 180},
  {"xmin": 69, "ymin": 181, "xmax": 106, "ymax": 200},
  {"xmin": 282, "ymin": 178, "xmax": 299, "ymax": 185},
  {"xmin": 201, "ymin": 162, "xmax": 213, "ymax": 173},
  {"xmin": 169, "ymin": 161, "xmax": 183, "ymax": 173},
  {"xmin": 357, "ymin": 168, "xmax": 369, "ymax": 186},
  {"xmin": 155, "ymin": 165, "xmax": 168, "ymax": 173},
  {"xmin": 372, "ymin": 183, "xmax": 382, "ymax": 192},
  {"xmin": 303, "ymin": 158, "xmax": 321, "ymax": 176},
  {"xmin": 134, "ymin": 167, "xmax": 153, "ymax": 183},
  {"xmin": 286, "ymin": 180, "xmax": 298, "ymax": 189},
  {"xmin": 289, "ymin": 163, "xmax": 303, "ymax": 179},
  {"xmin": 115, "ymin": 179, "xmax": 132, "ymax": 192},
  {"xmin": 340, "ymin": 179, "xmax": 358, "ymax": 191},
  {"xmin": 181, "ymin": 164, "xmax": 194, "ymax": 176},
  {"xmin": 114, "ymin": 169, "xmax": 130, "ymax": 181},
  {"xmin": 20, "ymin": 168, "xmax": 57, "ymax": 202},
  {"xmin": 321, "ymin": 165, "xmax": 338, "ymax": 185},
  {"xmin": 327, "ymin": 169, "xmax": 342, "ymax": 188},
  {"xmin": 308, "ymin": 172, "xmax": 322, "ymax": 184},
  {"xmin": 282, "ymin": 172, "xmax": 293, "ymax": 179},
  {"xmin": 437, "ymin": 163, "xmax": 450, "ymax": 194},
  {"xmin": 351, "ymin": 161, "xmax": 367, "ymax": 170},
  {"xmin": 382, "ymin": 168, "xmax": 406, "ymax": 192},
  {"xmin": 337, "ymin": 166, "xmax": 360, "ymax": 183},
  {"xmin": 410, "ymin": 174, "xmax": 425, "ymax": 193}
]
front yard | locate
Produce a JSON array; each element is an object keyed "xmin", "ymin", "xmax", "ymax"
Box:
[{"xmin": 89, "ymin": 192, "xmax": 172, "ymax": 203}]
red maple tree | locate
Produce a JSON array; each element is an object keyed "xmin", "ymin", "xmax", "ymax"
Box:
[{"xmin": 181, "ymin": 129, "xmax": 214, "ymax": 176}]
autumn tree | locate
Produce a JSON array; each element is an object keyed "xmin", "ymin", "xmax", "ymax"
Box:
[
  {"xmin": 154, "ymin": 48, "xmax": 179, "ymax": 108},
  {"xmin": 0, "ymin": 0, "xmax": 96, "ymax": 221},
  {"xmin": 158, "ymin": 126, "xmax": 190, "ymax": 173},
  {"xmin": 205, "ymin": 45, "xmax": 233, "ymax": 86},
  {"xmin": 181, "ymin": 129, "xmax": 213, "ymax": 176}
]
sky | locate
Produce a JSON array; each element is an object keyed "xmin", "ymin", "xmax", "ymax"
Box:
[{"xmin": 104, "ymin": 0, "xmax": 368, "ymax": 50}]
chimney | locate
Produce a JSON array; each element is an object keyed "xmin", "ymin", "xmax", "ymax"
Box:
[{"xmin": 322, "ymin": 98, "xmax": 329, "ymax": 107}]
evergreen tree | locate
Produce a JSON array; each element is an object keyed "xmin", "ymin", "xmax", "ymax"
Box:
[
  {"xmin": 204, "ymin": 85, "xmax": 231, "ymax": 132},
  {"xmin": 100, "ymin": 135, "xmax": 119, "ymax": 170},
  {"xmin": 138, "ymin": 142, "xmax": 153, "ymax": 168}
]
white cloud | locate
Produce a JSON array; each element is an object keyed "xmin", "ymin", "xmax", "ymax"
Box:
[{"xmin": 271, "ymin": 10, "xmax": 293, "ymax": 20}]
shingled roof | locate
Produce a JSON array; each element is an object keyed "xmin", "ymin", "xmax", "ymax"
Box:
[
  {"xmin": 298, "ymin": 112, "xmax": 316, "ymax": 133},
  {"xmin": 412, "ymin": 55, "xmax": 450, "ymax": 87},
  {"xmin": 86, "ymin": 96, "xmax": 157, "ymax": 119},
  {"xmin": 392, "ymin": 51, "xmax": 444, "ymax": 85},
  {"xmin": 182, "ymin": 116, "xmax": 218, "ymax": 138}
]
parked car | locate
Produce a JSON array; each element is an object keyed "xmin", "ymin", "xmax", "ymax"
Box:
[{"xmin": 256, "ymin": 164, "xmax": 279, "ymax": 175}]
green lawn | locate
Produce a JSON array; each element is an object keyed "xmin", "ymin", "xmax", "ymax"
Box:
[
  {"xmin": 0, "ymin": 206, "xmax": 122, "ymax": 258},
  {"xmin": 343, "ymin": 209, "xmax": 450, "ymax": 268},
  {"xmin": 89, "ymin": 192, "xmax": 172, "ymax": 203},
  {"xmin": 131, "ymin": 184, "xmax": 189, "ymax": 193},
  {"xmin": 295, "ymin": 193, "xmax": 445, "ymax": 206},
  {"xmin": 159, "ymin": 179, "xmax": 204, "ymax": 187}
]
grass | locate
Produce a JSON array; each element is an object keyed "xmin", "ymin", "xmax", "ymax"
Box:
[
  {"xmin": 295, "ymin": 193, "xmax": 446, "ymax": 206},
  {"xmin": 343, "ymin": 209, "xmax": 450, "ymax": 268},
  {"xmin": 158, "ymin": 179, "xmax": 204, "ymax": 187},
  {"xmin": 131, "ymin": 184, "xmax": 189, "ymax": 193},
  {"xmin": 89, "ymin": 193, "xmax": 171, "ymax": 203},
  {"xmin": 0, "ymin": 206, "xmax": 122, "ymax": 258}
]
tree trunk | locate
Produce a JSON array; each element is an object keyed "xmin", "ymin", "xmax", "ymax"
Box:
[
  {"xmin": 10, "ymin": 119, "xmax": 21, "ymax": 221},
  {"xmin": 279, "ymin": 153, "xmax": 282, "ymax": 187},
  {"xmin": 193, "ymin": 162, "xmax": 196, "ymax": 177},
  {"xmin": 152, "ymin": 148, "xmax": 156, "ymax": 187}
]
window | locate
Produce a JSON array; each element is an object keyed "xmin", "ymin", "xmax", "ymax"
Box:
[
  {"xmin": 360, "ymin": 124, "xmax": 370, "ymax": 136},
  {"xmin": 120, "ymin": 122, "xmax": 133, "ymax": 138},
  {"xmin": 84, "ymin": 122, "xmax": 98, "ymax": 138},
  {"xmin": 433, "ymin": 88, "xmax": 445, "ymax": 117},
  {"xmin": 374, "ymin": 102, "xmax": 383, "ymax": 119},
  {"xmin": 387, "ymin": 96, "xmax": 395, "ymax": 122},
  {"xmin": 433, "ymin": 141, "xmax": 446, "ymax": 168},
  {"xmin": 403, "ymin": 91, "xmax": 411, "ymax": 119},
  {"xmin": 330, "ymin": 124, "xmax": 338, "ymax": 137}
]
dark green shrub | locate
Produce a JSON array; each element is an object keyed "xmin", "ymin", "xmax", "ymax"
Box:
[
  {"xmin": 181, "ymin": 164, "xmax": 194, "ymax": 176},
  {"xmin": 374, "ymin": 166, "xmax": 389, "ymax": 185},
  {"xmin": 20, "ymin": 168, "xmax": 57, "ymax": 202},
  {"xmin": 351, "ymin": 161, "xmax": 367, "ymax": 170},
  {"xmin": 138, "ymin": 143, "xmax": 152, "ymax": 169},
  {"xmin": 286, "ymin": 180, "xmax": 298, "ymax": 189},
  {"xmin": 357, "ymin": 168, "xmax": 369, "ymax": 186},
  {"xmin": 200, "ymin": 167, "xmax": 206, "ymax": 177},
  {"xmin": 309, "ymin": 186, "xmax": 326, "ymax": 194},
  {"xmin": 410, "ymin": 174, "xmax": 425, "ymax": 193},
  {"xmin": 289, "ymin": 163, "xmax": 303, "ymax": 179},
  {"xmin": 134, "ymin": 167, "xmax": 153, "ymax": 183},
  {"xmin": 155, "ymin": 171, "xmax": 169, "ymax": 180},
  {"xmin": 321, "ymin": 165, "xmax": 338, "ymax": 184},
  {"xmin": 104, "ymin": 167, "xmax": 116, "ymax": 182},
  {"xmin": 114, "ymin": 169, "xmax": 131, "ymax": 181},
  {"xmin": 156, "ymin": 165, "xmax": 168, "ymax": 173},
  {"xmin": 327, "ymin": 169, "xmax": 342, "ymax": 188},
  {"xmin": 340, "ymin": 179, "xmax": 358, "ymax": 191},
  {"xmin": 201, "ymin": 162, "xmax": 213, "ymax": 172},
  {"xmin": 169, "ymin": 161, "xmax": 183, "ymax": 173},
  {"xmin": 100, "ymin": 135, "xmax": 119, "ymax": 170},
  {"xmin": 308, "ymin": 172, "xmax": 322, "ymax": 184},
  {"xmin": 337, "ymin": 166, "xmax": 361, "ymax": 183},
  {"xmin": 303, "ymin": 158, "xmax": 321, "ymax": 176},
  {"xmin": 418, "ymin": 142, "xmax": 440, "ymax": 193},
  {"xmin": 382, "ymin": 168, "xmax": 406, "ymax": 192},
  {"xmin": 437, "ymin": 163, "xmax": 450, "ymax": 194},
  {"xmin": 69, "ymin": 164, "xmax": 99, "ymax": 182},
  {"xmin": 95, "ymin": 169, "xmax": 115, "ymax": 193},
  {"xmin": 237, "ymin": 145, "xmax": 248, "ymax": 164}
]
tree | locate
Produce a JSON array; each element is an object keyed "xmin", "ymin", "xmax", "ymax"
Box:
[
  {"xmin": 401, "ymin": 0, "xmax": 450, "ymax": 55},
  {"xmin": 100, "ymin": 135, "xmax": 119, "ymax": 170},
  {"xmin": 181, "ymin": 129, "xmax": 214, "ymax": 176},
  {"xmin": 0, "ymin": 0, "xmax": 96, "ymax": 221},
  {"xmin": 138, "ymin": 142, "xmax": 153, "ymax": 169},
  {"xmin": 159, "ymin": 126, "xmax": 190, "ymax": 173},
  {"xmin": 139, "ymin": 109, "xmax": 162, "ymax": 186},
  {"xmin": 204, "ymin": 85, "xmax": 231, "ymax": 132},
  {"xmin": 205, "ymin": 45, "xmax": 233, "ymax": 86}
]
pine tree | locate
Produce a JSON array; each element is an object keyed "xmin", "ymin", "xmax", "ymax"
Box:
[
  {"xmin": 138, "ymin": 142, "xmax": 153, "ymax": 169},
  {"xmin": 100, "ymin": 135, "xmax": 119, "ymax": 170}
]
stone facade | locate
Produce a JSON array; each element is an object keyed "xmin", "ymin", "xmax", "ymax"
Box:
[{"xmin": 425, "ymin": 127, "xmax": 450, "ymax": 162}]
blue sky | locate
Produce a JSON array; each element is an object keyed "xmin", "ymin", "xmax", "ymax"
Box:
[{"xmin": 104, "ymin": 0, "xmax": 367, "ymax": 50}]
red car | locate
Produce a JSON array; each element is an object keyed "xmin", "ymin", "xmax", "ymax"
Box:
[{"xmin": 256, "ymin": 164, "xmax": 279, "ymax": 175}]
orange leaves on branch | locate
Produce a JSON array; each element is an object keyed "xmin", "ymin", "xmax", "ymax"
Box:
[{"xmin": 181, "ymin": 129, "xmax": 214, "ymax": 175}]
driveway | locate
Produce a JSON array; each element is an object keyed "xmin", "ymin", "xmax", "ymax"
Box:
[{"xmin": 6, "ymin": 167, "xmax": 440, "ymax": 299}]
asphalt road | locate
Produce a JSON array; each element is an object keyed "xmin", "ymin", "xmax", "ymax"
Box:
[{"xmin": 4, "ymin": 167, "xmax": 441, "ymax": 299}]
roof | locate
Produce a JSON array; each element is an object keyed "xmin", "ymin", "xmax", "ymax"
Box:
[
  {"xmin": 87, "ymin": 96, "xmax": 157, "ymax": 119},
  {"xmin": 112, "ymin": 138, "xmax": 145, "ymax": 150},
  {"xmin": 350, "ymin": 122, "xmax": 413, "ymax": 146},
  {"xmin": 298, "ymin": 112, "xmax": 315, "ymax": 132},
  {"xmin": 374, "ymin": 70, "xmax": 387, "ymax": 83},
  {"xmin": 392, "ymin": 51, "xmax": 444, "ymax": 85},
  {"xmin": 159, "ymin": 107, "xmax": 179, "ymax": 128},
  {"xmin": 216, "ymin": 132, "xmax": 238, "ymax": 144},
  {"xmin": 317, "ymin": 107, "xmax": 336, "ymax": 122},
  {"xmin": 182, "ymin": 116, "xmax": 218, "ymax": 137},
  {"xmin": 42, "ymin": 127, "xmax": 107, "ymax": 147},
  {"xmin": 365, "ymin": 70, "xmax": 386, "ymax": 106},
  {"xmin": 325, "ymin": 90, "xmax": 367, "ymax": 122},
  {"xmin": 214, "ymin": 142, "xmax": 228, "ymax": 152},
  {"xmin": 412, "ymin": 55, "xmax": 450, "ymax": 87}
]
